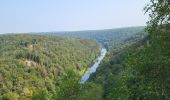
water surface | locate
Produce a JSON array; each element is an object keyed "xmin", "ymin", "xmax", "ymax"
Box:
[{"xmin": 80, "ymin": 48, "xmax": 107, "ymax": 84}]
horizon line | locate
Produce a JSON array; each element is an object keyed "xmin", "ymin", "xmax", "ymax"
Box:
[{"xmin": 0, "ymin": 25, "xmax": 146, "ymax": 34}]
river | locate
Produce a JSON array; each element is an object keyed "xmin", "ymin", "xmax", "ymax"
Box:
[{"xmin": 80, "ymin": 48, "xmax": 107, "ymax": 84}]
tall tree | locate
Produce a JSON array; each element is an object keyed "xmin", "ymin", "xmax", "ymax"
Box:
[{"xmin": 144, "ymin": 0, "xmax": 170, "ymax": 32}]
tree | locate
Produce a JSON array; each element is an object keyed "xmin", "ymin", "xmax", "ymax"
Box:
[
  {"xmin": 32, "ymin": 90, "xmax": 49, "ymax": 100},
  {"xmin": 144, "ymin": 0, "xmax": 170, "ymax": 32},
  {"xmin": 55, "ymin": 70, "xmax": 81, "ymax": 100}
]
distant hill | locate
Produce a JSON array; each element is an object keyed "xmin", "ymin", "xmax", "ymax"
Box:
[{"xmin": 38, "ymin": 26, "xmax": 146, "ymax": 50}]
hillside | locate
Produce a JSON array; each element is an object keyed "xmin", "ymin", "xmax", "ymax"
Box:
[
  {"xmin": 38, "ymin": 26, "xmax": 146, "ymax": 49},
  {"xmin": 86, "ymin": 0, "xmax": 170, "ymax": 99},
  {"xmin": 0, "ymin": 0, "xmax": 169, "ymax": 99},
  {"xmin": 0, "ymin": 34, "xmax": 100, "ymax": 99},
  {"xmin": 51, "ymin": 27, "xmax": 147, "ymax": 100},
  {"xmin": 0, "ymin": 27, "xmax": 146, "ymax": 100},
  {"xmin": 0, "ymin": 28, "xmax": 169, "ymax": 100},
  {"xmin": 88, "ymin": 28, "xmax": 170, "ymax": 99}
]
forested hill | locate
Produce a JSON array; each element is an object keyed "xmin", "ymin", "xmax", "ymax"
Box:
[
  {"xmin": 0, "ymin": 27, "xmax": 147, "ymax": 100},
  {"xmin": 87, "ymin": 0, "xmax": 170, "ymax": 99},
  {"xmin": 38, "ymin": 26, "xmax": 146, "ymax": 49},
  {"xmin": 0, "ymin": 34, "xmax": 100, "ymax": 99},
  {"xmin": 88, "ymin": 26, "xmax": 170, "ymax": 100}
]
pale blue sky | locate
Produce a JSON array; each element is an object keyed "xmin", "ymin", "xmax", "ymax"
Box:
[{"xmin": 0, "ymin": 0, "xmax": 149, "ymax": 33}]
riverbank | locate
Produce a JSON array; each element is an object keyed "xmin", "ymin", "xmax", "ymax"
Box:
[{"xmin": 80, "ymin": 48, "xmax": 107, "ymax": 84}]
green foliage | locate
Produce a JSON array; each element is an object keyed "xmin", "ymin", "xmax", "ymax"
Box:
[
  {"xmin": 144, "ymin": 0, "xmax": 170, "ymax": 32},
  {"xmin": 55, "ymin": 70, "xmax": 81, "ymax": 100},
  {"xmin": 123, "ymin": 30, "xmax": 170, "ymax": 99},
  {"xmin": 77, "ymin": 82, "xmax": 103, "ymax": 100},
  {"xmin": 0, "ymin": 27, "xmax": 148, "ymax": 100},
  {"xmin": 32, "ymin": 90, "xmax": 49, "ymax": 100},
  {"xmin": 86, "ymin": 1, "xmax": 170, "ymax": 99},
  {"xmin": 43, "ymin": 26, "xmax": 145, "ymax": 49},
  {"xmin": 55, "ymin": 70, "xmax": 103, "ymax": 100},
  {"xmin": 89, "ymin": 39, "xmax": 138, "ymax": 99},
  {"xmin": 89, "ymin": 29, "xmax": 170, "ymax": 99},
  {"xmin": 0, "ymin": 34, "xmax": 100, "ymax": 99}
]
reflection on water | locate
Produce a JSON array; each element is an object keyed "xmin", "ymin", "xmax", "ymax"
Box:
[{"xmin": 80, "ymin": 48, "xmax": 107, "ymax": 84}]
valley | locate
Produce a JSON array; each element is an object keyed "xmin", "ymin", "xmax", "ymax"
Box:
[
  {"xmin": 0, "ymin": 24, "xmax": 170, "ymax": 100},
  {"xmin": 0, "ymin": 27, "xmax": 146, "ymax": 100},
  {"xmin": 1, "ymin": 0, "xmax": 170, "ymax": 99}
]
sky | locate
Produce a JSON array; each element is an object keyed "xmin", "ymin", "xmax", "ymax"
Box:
[{"xmin": 0, "ymin": 0, "xmax": 149, "ymax": 33}]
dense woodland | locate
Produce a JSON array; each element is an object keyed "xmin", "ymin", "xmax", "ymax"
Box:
[
  {"xmin": 89, "ymin": 0, "xmax": 170, "ymax": 99},
  {"xmin": 0, "ymin": 0, "xmax": 169, "ymax": 99},
  {"xmin": 0, "ymin": 27, "xmax": 146, "ymax": 100},
  {"xmin": 89, "ymin": 27, "xmax": 170, "ymax": 99},
  {"xmin": 40, "ymin": 26, "xmax": 145, "ymax": 50},
  {"xmin": 0, "ymin": 34, "xmax": 100, "ymax": 99}
]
